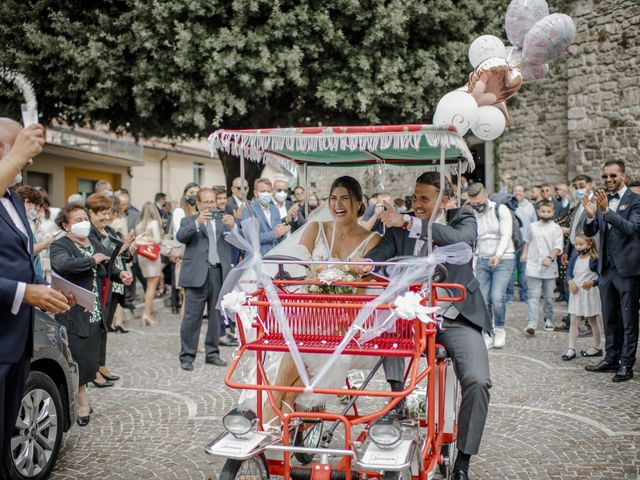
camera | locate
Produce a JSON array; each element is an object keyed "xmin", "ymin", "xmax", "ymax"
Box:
[{"xmin": 405, "ymin": 195, "xmax": 413, "ymax": 211}]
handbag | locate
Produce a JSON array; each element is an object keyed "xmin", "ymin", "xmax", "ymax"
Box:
[
  {"xmin": 137, "ymin": 244, "xmax": 160, "ymax": 261},
  {"xmin": 160, "ymin": 239, "xmax": 185, "ymax": 259}
]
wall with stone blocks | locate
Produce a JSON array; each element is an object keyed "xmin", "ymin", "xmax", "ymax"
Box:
[{"xmin": 499, "ymin": 0, "xmax": 640, "ymax": 188}]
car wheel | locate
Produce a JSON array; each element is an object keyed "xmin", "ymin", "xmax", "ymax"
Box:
[{"xmin": 1, "ymin": 371, "xmax": 64, "ymax": 480}]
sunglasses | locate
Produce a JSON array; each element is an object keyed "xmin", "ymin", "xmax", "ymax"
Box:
[
  {"xmin": 601, "ymin": 174, "xmax": 618, "ymax": 179},
  {"xmin": 233, "ymin": 186, "xmax": 249, "ymax": 191}
]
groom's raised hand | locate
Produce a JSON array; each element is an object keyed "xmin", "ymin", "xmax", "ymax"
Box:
[{"xmin": 379, "ymin": 201, "xmax": 404, "ymax": 228}]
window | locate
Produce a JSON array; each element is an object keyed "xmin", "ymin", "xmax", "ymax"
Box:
[
  {"xmin": 77, "ymin": 179, "xmax": 97, "ymax": 198},
  {"xmin": 193, "ymin": 162, "xmax": 204, "ymax": 185},
  {"xmin": 26, "ymin": 171, "xmax": 51, "ymax": 193}
]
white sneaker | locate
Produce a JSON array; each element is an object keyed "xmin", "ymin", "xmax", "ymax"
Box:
[
  {"xmin": 483, "ymin": 332, "xmax": 493, "ymax": 349},
  {"xmin": 524, "ymin": 325, "xmax": 536, "ymax": 336},
  {"xmin": 544, "ymin": 319, "xmax": 555, "ymax": 331},
  {"xmin": 493, "ymin": 328, "xmax": 506, "ymax": 349}
]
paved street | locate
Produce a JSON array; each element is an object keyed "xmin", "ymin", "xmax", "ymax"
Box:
[{"xmin": 50, "ymin": 301, "xmax": 640, "ymax": 480}]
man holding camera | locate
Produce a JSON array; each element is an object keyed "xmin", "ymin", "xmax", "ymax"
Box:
[{"xmin": 176, "ymin": 188, "xmax": 235, "ymax": 371}]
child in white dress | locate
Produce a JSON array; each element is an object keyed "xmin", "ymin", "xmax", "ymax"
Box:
[{"xmin": 563, "ymin": 233, "xmax": 603, "ymax": 360}]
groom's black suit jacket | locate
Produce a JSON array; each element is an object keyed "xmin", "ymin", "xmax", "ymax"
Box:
[{"xmin": 366, "ymin": 207, "xmax": 491, "ymax": 333}]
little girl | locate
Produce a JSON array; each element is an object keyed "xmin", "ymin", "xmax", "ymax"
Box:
[{"xmin": 562, "ymin": 233, "xmax": 603, "ymax": 360}]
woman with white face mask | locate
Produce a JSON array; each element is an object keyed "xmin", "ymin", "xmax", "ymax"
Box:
[{"xmin": 50, "ymin": 202, "xmax": 132, "ymax": 426}]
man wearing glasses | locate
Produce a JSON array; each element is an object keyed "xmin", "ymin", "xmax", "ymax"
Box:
[
  {"xmin": 177, "ymin": 188, "xmax": 236, "ymax": 370},
  {"xmin": 225, "ymin": 177, "xmax": 249, "ymax": 220},
  {"xmin": 583, "ymin": 160, "xmax": 640, "ymax": 382}
]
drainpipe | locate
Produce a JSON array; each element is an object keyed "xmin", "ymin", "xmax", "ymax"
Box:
[{"xmin": 159, "ymin": 151, "xmax": 168, "ymax": 192}]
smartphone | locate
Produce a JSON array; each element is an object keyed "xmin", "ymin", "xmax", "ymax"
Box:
[{"xmin": 211, "ymin": 210, "xmax": 224, "ymax": 220}]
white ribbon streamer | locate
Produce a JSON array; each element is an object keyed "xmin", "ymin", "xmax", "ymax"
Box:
[
  {"xmin": 309, "ymin": 243, "xmax": 473, "ymax": 390},
  {"xmin": 218, "ymin": 219, "xmax": 472, "ymax": 396}
]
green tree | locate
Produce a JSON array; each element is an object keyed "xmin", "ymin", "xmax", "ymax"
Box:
[{"xmin": 0, "ymin": 0, "xmax": 506, "ymax": 185}]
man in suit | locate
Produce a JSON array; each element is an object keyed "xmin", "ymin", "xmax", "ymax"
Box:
[
  {"xmin": 241, "ymin": 178, "xmax": 289, "ymax": 255},
  {"xmin": 177, "ymin": 187, "xmax": 236, "ymax": 370},
  {"xmin": 583, "ymin": 160, "xmax": 640, "ymax": 382},
  {"xmin": 273, "ymin": 178, "xmax": 300, "ymax": 228},
  {"xmin": 0, "ymin": 118, "xmax": 72, "ymax": 463},
  {"xmin": 357, "ymin": 172, "xmax": 491, "ymax": 480},
  {"xmin": 225, "ymin": 177, "xmax": 248, "ymax": 220}
]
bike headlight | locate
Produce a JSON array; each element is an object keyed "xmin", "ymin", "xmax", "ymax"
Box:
[
  {"xmin": 368, "ymin": 417, "xmax": 402, "ymax": 448},
  {"xmin": 223, "ymin": 408, "xmax": 258, "ymax": 437}
]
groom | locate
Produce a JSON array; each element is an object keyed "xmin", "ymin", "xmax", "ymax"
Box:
[{"xmin": 357, "ymin": 172, "xmax": 491, "ymax": 480}]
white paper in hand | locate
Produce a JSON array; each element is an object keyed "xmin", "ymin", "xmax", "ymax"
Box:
[{"xmin": 51, "ymin": 272, "xmax": 97, "ymax": 313}]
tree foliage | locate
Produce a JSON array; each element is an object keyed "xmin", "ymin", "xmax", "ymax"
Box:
[{"xmin": 1, "ymin": 0, "xmax": 506, "ymax": 140}]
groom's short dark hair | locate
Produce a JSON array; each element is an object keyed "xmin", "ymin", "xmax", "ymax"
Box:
[{"xmin": 416, "ymin": 172, "xmax": 452, "ymax": 197}]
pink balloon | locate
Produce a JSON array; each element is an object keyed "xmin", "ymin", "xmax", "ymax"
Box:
[
  {"xmin": 522, "ymin": 13, "xmax": 576, "ymax": 64},
  {"xmin": 504, "ymin": 0, "xmax": 550, "ymax": 47}
]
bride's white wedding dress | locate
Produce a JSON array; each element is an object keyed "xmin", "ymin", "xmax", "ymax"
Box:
[{"xmin": 294, "ymin": 222, "xmax": 380, "ymax": 408}]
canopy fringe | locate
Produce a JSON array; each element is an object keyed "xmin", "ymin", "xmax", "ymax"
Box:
[{"xmin": 208, "ymin": 127, "xmax": 475, "ymax": 173}]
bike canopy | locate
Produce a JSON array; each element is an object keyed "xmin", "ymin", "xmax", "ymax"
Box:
[{"xmin": 209, "ymin": 124, "xmax": 474, "ymax": 173}]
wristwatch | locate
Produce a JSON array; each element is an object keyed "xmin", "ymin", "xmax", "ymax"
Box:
[{"xmin": 402, "ymin": 214, "xmax": 412, "ymax": 229}]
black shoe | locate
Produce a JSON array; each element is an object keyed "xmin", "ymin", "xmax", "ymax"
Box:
[
  {"xmin": 585, "ymin": 359, "xmax": 619, "ymax": 373},
  {"xmin": 452, "ymin": 471, "xmax": 469, "ymax": 480},
  {"xmin": 76, "ymin": 415, "xmax": 90, "ymax": 427},
  {"xmin": 612, "ymin": 366, "xmax": 633, "ymax": 382},
  {"xmin": 115, "ymin": 325, "xmax": 129, "ymax": 334},
  {"xmin": 562, "ymin": 350, "xmax": 576, "ymax": 361},
  {"xmin": 90, "ymin": 379, "xmax": 114, "ymax": 388},
  {"xmin": 388, "ymin": 399, "xmax": 408, "ymax": 419},
  {"xmin": 580, "ymin": 348, "xmax": 603, "ymax": 358},
  {"xmin": 99, "ymin": 372, "xmax": 120, "ymax": 382},
  {"xmin": 554, "ymin": 323, "xmax": 570, "ymax": 332},
  {"xmin": 205, "ymin": 357, "xmax": 227, "ymax": 367},
  {"xmin": 181, "ymin": 362, "xmax": 194, "ymax": 371},
  {"xmin": 107, "ymin": 325, "xmax": 118, "ymax": 332}
]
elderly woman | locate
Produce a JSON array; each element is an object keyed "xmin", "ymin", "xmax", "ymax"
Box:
[
  {"xmin": 85, "ymin": 193, "xmax": 136, "ymax": 389},
  {"xmin": 51, "ymin": 203, "xmax": 132, "ymax": 426}
]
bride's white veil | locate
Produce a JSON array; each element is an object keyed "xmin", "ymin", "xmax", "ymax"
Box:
[{"xmin": 263, "ymin": 202, "xmax": 335, "ymax": 278}]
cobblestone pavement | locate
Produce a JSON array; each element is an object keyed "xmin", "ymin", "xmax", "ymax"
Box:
[{"xmin": 50, "ymin": 301, "xmax": 640, "ymax": 479}]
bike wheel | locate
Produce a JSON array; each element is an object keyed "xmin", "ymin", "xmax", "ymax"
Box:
[
  {"xmin": 438, "ymin": 440, "xmax": 457, "ymax": 479},
  {"xmin": 218, "ymin": 454, "xmax": 269, "ymax": 480},
  {"xmin": 293, "ymin": 421, "xmax": 323, "ymax": 464}
]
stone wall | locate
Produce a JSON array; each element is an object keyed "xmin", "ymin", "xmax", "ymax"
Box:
[{"xmin": 499, "ymin": 0, "xmax": 640, "ymax": 187}]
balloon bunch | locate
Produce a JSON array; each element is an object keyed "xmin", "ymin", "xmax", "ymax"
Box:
[{"xmin": 433, "ymin": 0, "xmax": 575, "ymax": 141}]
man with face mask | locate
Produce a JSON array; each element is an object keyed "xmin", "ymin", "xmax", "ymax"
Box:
[
  {"xmin": 0, "ymin": 118, "xmax": 73, "ymax": 464},
  {"xmin": 241, "ymin": 178, "xmax": 289, "ymax": 255},
  {"xmin": 272, "ymin": 179, "xmax": 300, "ymax": 229},
  {"xmin": 583, "ymin": 160, "xmax": 640, "ymax": 382},
  {"xmin": 561, "ymin": 175, "xmax": 594, "ymax": 265},
  {"xmin": 467, "ymin": 183, "xmax": 515, "ymax": 349}
]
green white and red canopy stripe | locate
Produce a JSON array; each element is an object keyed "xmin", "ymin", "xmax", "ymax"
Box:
[{"xmin": 208, "ymin": 124, "xmax": 475, "ymax": 173}]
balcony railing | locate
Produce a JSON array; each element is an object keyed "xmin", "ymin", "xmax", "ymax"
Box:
[{"xmin": 47, "ymin": 126, "xmax": 144, "ymax": 163}]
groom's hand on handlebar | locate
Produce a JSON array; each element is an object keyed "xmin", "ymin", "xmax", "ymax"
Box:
[
  {"xmin": 350, "ymin": 257, "xmax": 373, "ymax": 275},
  {"xmin": 380, "ymin": 201, "xmax": 404, "ymax": 228}
]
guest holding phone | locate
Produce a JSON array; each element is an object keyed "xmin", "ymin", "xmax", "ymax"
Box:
[{"xmin": 176, "ymin": 188, "xmax": 235, "ymax": 371}]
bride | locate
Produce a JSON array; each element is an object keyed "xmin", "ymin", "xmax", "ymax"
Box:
[{"xmin": 263, "ymin": 175, "xmax": 380, "ymax": 425}]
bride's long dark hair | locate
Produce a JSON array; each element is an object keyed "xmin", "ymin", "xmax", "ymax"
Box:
[{"xmin": 330, "ymin": 176, "xmax": 366, "ymax": 217}]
